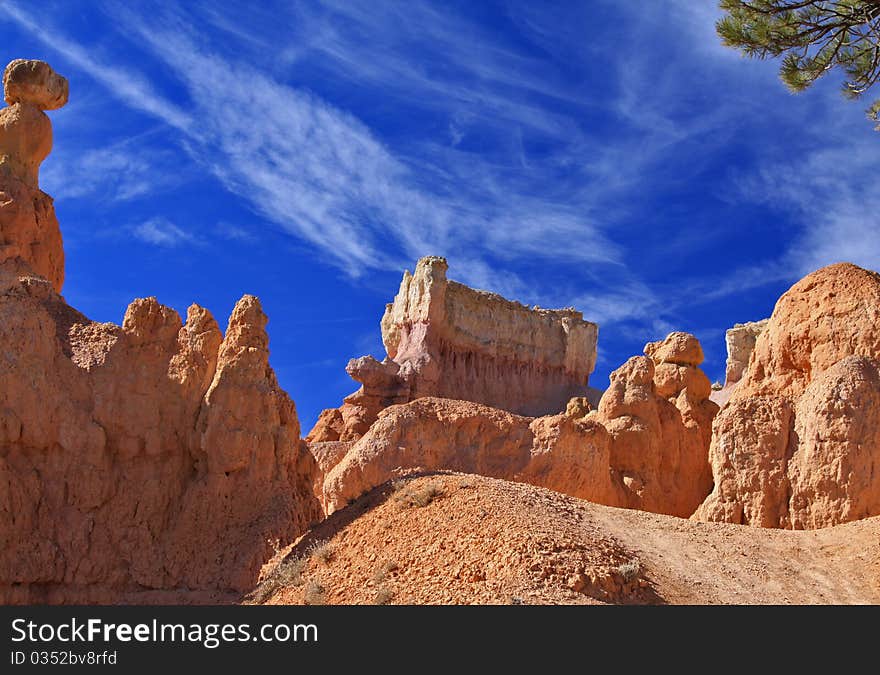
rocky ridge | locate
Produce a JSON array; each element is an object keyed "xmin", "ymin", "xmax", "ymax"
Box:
[
  {"xmin": 258, "ymin": 473, "xmax": 880, "ymax": 605},
  {"xmin": 321, "ymin": 331, "xmax": 719, "ymax": 519},
  {"xmin": 0, "ymin": 59, "xmax": 321, "ymax": 602}
]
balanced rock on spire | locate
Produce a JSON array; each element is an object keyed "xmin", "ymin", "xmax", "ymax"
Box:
[{"xmin": 0, "ymin": 59, "xmax": 68, "ymax": 293}]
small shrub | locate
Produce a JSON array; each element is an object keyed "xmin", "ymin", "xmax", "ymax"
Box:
[
  {"xmin": 372, "ymin": 558, "xmax": 399, "ymax": 584},
  {"xmin": 510, "ymin": 596, "xmax": 525, "ymax": 605},
  {"xmin": 303, "ymin": 579, "xmax": 326, "ymax": 605},
  {"xmin": 617, "ymin": 560, "xmax": 641, "ymax": 583},
  {"xmin": 394, "ymin": 479, "xmax": 444, "ymax": 509},
  {"xmin": 249, "ymin": 555, "xmax": 306, "ymax": 604},
  {"xmin": 373, "ymin": 585, "xmax": 394, "ymax": 605},
  {"xmin": 276, "ymin": 555, "xmax": 307, "ymax": 587},
  {"xmin": 308, "ymin": 540, "xmax": 336, "ymax": 565},
  {"xmin": 414, "ymin": 481, "xmax": 444, "ymax": 506},
  {"xmin": 711, "ymin": 380, "xmax": 723, "ymax": 391}
]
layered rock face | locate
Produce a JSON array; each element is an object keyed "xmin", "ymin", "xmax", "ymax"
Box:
[
  {"xmin": 0, "ymin": 60, "xmax": 67, "ymax": 293},
  {"xmin": 322, "ymin": 331, "xmax": 719, "ymax": 519},
  {"xmin": 724, "ymin": 320, "xmax": 768, "ymax": 386},
  {"xmin": 308, "ymin": 256, "xmax": 599, "ymax": 442},
  {"xmin": 710, "ymin": 319, "xmax": 769, "ymax": 407},
  {"xmin": 695, "ymin": 263, "xmax": 880, "ymax": 529},
  {"xmin": 0, "ymin": 60, "xmax": 321, "ymax": 602}
]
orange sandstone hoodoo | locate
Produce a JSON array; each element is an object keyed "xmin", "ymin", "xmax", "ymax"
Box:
[
  {"xmin": 695, "ymin": 263, "xmax": 880, "ymax": 529},
  {"xmin": 0, "ymin": 59, "xmax": 322, "ymax": 603},
  {"xmin": 0, "ymin": 59, "xmax": 68, "ymax": 293}
]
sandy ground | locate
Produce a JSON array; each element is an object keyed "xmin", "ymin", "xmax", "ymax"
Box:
[{"xmin": 250, "ymin": 473, "xmax": 880, "ymax": 605}]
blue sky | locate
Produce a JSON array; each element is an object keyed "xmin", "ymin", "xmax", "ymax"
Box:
[{"xmin": 3, "ymin": 0, "xmax": 878, "ymax": 429}]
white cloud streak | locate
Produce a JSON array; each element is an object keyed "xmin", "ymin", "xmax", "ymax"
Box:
[
  {"xmin": 2, "ymin": 2, "xmax": 191, "ymax": 131},
  {"xmin": 4, "ymin": 0, "xmax": 876, "ymax": 342},
  {"xmin": 41, "ymin": 136, "xmax": 183, "ymax": 202},
  {"xmin": 733, "ymin": 125, "xmax": 880, "ymax": 276},
  {"xmin": 132, "ymin": 217, "xmax": 198, "ymax": 247},
  {"xmin": 4, "ymin": 0, "xmax": 621, "ymax": 291}
]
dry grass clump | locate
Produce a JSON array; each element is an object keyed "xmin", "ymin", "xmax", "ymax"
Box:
[
  {"xmin": 308, "ymin": 539, "xmax": 336, "ymax": 565},
  {"xmin": 372, "ymin": 558, "xmax": 400, "ymax": 584},
  {"xmin": 373, "ymin": 585, "xmax": 395, "ymax": 605},
  {"xmin": 617, "ymin": 559, "xmax": 641, "ymax": 583},
  {"xmin": 249, "ymin": 554, "xmax": 307, "ymax": 604},
  {"xmin": 393, "ymin": 478, "xmax": 445, "ymax": 509},
  {"xmin": 304, "ymin": 579, "xmax": 326, "ymax": 605}
]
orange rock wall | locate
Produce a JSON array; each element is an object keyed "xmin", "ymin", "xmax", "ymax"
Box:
[
  {"xmin": 0, "ymin": 272, "xmax": 322, "ymax": 602},
  {"xmin": 309, "ymin": 255, "xmax": 599, "ymax": 442},
  {"xmin": 696, "ymin": 264, "xmax": 880, "ymax": 529},
  {"xmin": 322, "ymin": 331, "xmax": 719, "ymax": 520}
]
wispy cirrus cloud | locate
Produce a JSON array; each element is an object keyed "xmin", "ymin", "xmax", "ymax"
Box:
[
  {"xmin": 728, "ymin": 102, "xmax": 880, "ymax": 275},
  {"xmin": 41, "ymin": 134, "xmax": 184, "ymax": 202},
  {"xmin": 132, "ymin": 217, "xmax": 199, "ymax": 247},
  {"xmin": 216, "ymin": 222, "xmax": 258, "ymax": 243},
  {"xmin": 4, "ymin": 0, "xmax": 624, "ymax": 292},
  {"xmin": 3, "ymin": 0, "xmax": 876, "ymax": 357}
]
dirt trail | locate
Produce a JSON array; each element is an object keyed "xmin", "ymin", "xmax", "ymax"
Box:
[
  {"xmin": 589, "ymin": 504, "xmax": 880, "ymax": 604},
  {"xmin": 252, "ymin": 473, "xmax": 880, "ymax": 605}
]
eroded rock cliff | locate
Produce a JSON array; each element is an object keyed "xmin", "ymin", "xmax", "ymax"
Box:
[
  {"xmin": 0, "ymin": 270, "xmax": 322, "ymax": 602},
  {"xmin": 322, "ymin": 331, "xmax": 718, "ymax": 519},
  {"xmin": 695, "ymin": 263, "xmax": 880, "ymax": 529},
  {"xmin": 0, "ymin": 60, "xmax": 321, "ymax": 602},
  {"xmin": 308, "ymin": 256, "xmax": 600, "ymax": 442}
]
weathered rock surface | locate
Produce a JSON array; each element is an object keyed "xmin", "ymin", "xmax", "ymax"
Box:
[
  {"xmin": 741, "ymin": 264, "xmax": 880, "ymax": 400},
  {"xmin": 644, "ymin": 331, "xmax": 704, "ymax": 367},
  {"xmin": 3, "ymin": 59, "xmax": 69, "ymax": 112},
  {"xmin": 710, "ymin": 319, "xmax": 769, "ymax": 407},
  {"xmin": 696, "ymin": 263, "xmax": 880, "ymax": 529},
  {"xmin": 0, "ymin": 60, "xmax": 66, "ymax": 293},
  {"xmin": 0, "ymin": 270, "xmax": 322, "ymax": 602},
  {"xmin": 308, "ymin": 256, "xmax": 599, "ymax": 442},
  {"xmin": 322, "ymin": 332, "xmax": 718, "ymax": 519},
  {"xmin": 787, "ymin": 356, "xmax": 880, "ymax": 529},
  {"xmin": 321, "ymin": 397, "xmax": 620, "ymax": 514},
  {"xmin": 724, "ymin": 319, "xmax": 769, "ymax": 386},
  {"xmin": 261, "ymin": 473, "xmax": 880, "ymax": 606},
  {"xmin": 601, "ymin": 334, "xmax": 718, "ymax": 517}
]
